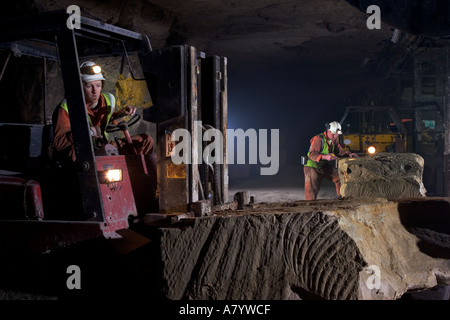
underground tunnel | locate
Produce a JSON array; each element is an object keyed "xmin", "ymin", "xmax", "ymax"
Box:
[{"xmin": 0, "ymin": 0, "xmax": 449, "ymax": 309}]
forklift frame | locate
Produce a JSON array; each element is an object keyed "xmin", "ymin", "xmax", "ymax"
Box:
[
  {"xmin": 0, "ymin": 11, "xmax": 152, "ymax": 222},
  {"xmin": 0, "ymin": 11, "xmax": 155, "ymax": 251},
  {"xmin": 0, "ymin": 11, "xmax": 229, "ymax": 252}
]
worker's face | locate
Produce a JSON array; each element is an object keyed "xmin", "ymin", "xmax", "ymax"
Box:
[
  {"xmin": 83, "ymin": 80, "xmax": 102, "ymax": 104},
  {"xmin": 326, "ymin": 130, "xmax": 339, "ymax": 141}
]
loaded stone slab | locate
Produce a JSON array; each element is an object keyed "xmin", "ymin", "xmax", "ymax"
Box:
[{"xmin": 157, "ymin": 197, "xmax": 450, "ymax": 300}]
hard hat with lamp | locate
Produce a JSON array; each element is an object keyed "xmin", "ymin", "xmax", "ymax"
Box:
[{"xmin": 79, "ymin": 61, "xmax": 106, "ymax": 82}]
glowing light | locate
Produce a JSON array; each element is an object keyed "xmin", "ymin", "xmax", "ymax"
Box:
[
  {"xmin": 92, "ymin": 65, "xmax": 102, "ymax": 74},
  {"xmin": 106, "ymin": 169, "xmax": 122, "ymax": 182},
  {"xmin": 367, "ymin": 146, "xmax": 376, "ymax": 154}
]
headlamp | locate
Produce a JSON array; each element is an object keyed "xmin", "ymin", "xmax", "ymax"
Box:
[{"xmin": 80, "ymin": 65, "xmax": 102, "ymax": 75}]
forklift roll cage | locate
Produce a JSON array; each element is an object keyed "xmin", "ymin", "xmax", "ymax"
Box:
[
  {"xmin": 0, "ymin": 11, "xmax": 229, "ymax": 251},
  {"xmin": 1, "ymin": 11, "xmax": 153, "ymax": 222}
]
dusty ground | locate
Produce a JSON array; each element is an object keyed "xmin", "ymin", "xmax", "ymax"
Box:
[
  {"xmin": 228, "ymin": 173, "xmax": 337, "ymax": 204},
  {"xmin": 228, "ymin": 184, "xmax": 337, "ymax": 204}
]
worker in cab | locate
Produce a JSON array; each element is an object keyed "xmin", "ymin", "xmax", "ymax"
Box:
[
  {"xmin": 52, "ymin": 61, "xmax": 154, "ymax": 164},
  {"xmin": 303, "ymin": 121, "xmax": 358, "ymax": 200}
]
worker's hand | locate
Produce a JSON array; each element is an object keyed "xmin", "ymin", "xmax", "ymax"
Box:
[
  {"xmin": 322, "ymin": 154, "xmax": 337, "ymax": 161},
  {"xmin": 349, "ymin": 153, "xmax": 358, "ymax": 158},
  {"xmin": 90, "ymin": 126, "xmax": 102, "ymax": 138},
  {"xmin": 122, "ymin": 105, "xmax": 137, "ymax": 116}
]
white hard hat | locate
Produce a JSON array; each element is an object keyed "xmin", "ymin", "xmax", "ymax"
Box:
[
  {"xmin": 79, "ymin": 61, "xmax": 106, "ymax": 82},
  {"xmin": 328, "ymin": 121, "xmax": 342, "ymax": 135}
]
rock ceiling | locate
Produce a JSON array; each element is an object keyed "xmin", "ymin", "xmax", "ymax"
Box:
[
  {"xmin": 5, "ymin": 0, "xmax": 450, "ymax": 118},
  {"xmin": 24, "ymin": 0, "xmax": 395, "ymax": 73}
]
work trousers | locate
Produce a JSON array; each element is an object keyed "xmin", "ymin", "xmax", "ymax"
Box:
[{"xmin": 303, "ymin": 165, "xmax": 341, "ymax": 200}]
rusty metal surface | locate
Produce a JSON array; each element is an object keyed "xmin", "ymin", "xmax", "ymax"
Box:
[{"xmin": 96, "ymin": 155, "xmax": 137, "ymax": 238}]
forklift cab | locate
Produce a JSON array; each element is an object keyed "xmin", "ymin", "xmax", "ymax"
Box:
[{"xmin": 0, "ymin": 11, "xmax": 229, "ymax": 252}]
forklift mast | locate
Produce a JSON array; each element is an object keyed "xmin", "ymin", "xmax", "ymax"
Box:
[{"xmin": 144, "ymin": 46, "xmax": 228, "ymax": 213}]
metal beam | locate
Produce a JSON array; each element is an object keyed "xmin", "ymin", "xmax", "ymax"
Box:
[
  {"xmin": 445, "ymin": 48, "xmax": 450, "ymax": 197},
  {"xmin": 79, "ymin": 16, "xmax": 145, "ymax": 42},
  {"xmin": 56, "ymin": 26, "xmax": 105, "ymax": 221}
]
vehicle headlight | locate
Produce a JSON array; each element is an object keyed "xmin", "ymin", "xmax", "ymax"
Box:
[
  {"xmin": 99, "ymin": 168, "xmax": 123, "ymax": 184},
  {"xmin": 106, "ymin": 169, "xmax": 122, "ymax": 182},
  {"xmin": 367, "ymin": 146, "xmax": 376, "ymax": 154}
]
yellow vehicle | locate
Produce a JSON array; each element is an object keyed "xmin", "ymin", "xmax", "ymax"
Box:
[{"xmin": 339, "ymin": 106, "xmax": 408, "ymax": 154}]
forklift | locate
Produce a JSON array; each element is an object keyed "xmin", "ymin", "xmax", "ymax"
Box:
[
  {"xmin": 0, "ymin": 11, "xmax": 229, "ymax": 255},
  {"xmin": 339, "ymin": 106, "xmax": 409, "ymax": 155}
]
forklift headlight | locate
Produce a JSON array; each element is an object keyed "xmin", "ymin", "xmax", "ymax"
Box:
[
  {"xmin": 106, "ymin": 169, "xmax": 122, "ymax": 182},
  {"xmin": 99, "ymin": 169, "xmax": 123, "ymax": 184},
  {"xmin": 367, "ymin": 146, "xmax": 376, "ymax": 154}
]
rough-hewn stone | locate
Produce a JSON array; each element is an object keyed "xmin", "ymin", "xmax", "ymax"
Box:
[
  {"xmin": 157, "ymin": 197, "xmax": 450, "ymax": 300},
  {"xmin": 338, "ymin": 153, "xmax": 427, "ymax": 199}
]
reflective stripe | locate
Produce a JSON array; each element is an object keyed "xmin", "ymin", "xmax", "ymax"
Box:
[
  {"xmin": 101, "ymin": 92, "xmax": 115, "ymax": 140},
  {"xmin": 305, "ymin": 133, "xmax": 335, "ymax": 169}
]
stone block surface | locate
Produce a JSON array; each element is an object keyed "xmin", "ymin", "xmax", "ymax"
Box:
[{"xmin": 338, "ymin": 153, "xmax": 427, "ymax": 199}]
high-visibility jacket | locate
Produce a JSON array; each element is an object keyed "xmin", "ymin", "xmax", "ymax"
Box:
[
  {"xmin": 59, "ymin": 92, "xmax": 115, "ymax": 140},
  {"xmin": 305, "ymin": 132, "xmax": 336, "ymax": 169}
]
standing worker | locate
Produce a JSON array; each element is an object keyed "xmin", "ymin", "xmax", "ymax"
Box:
[{"xmin": 303, "ymin": 121, "xmax": 358, "ymax": 200}]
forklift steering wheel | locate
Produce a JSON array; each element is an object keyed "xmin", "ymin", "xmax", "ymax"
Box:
[{"xmin": 105, "ymin": 112, "xmax": 141, "ymax": 133}]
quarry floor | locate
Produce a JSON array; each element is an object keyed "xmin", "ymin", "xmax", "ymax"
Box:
[{"xmin": 228, "ymin": 167, "xmax": 337, "ymax": 204}]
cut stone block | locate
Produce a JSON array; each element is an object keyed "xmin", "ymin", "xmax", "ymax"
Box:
[
  {"xmin": 233, "ymin": 191, "xmax": 250, "ymax": 209},
  {"xmin": 338, "ymin": 152, "xmax": 427, "ymax": 199},
  {"xmin": 158, "ymin": 197, "xmax": 450, "ymax": 300},
  {"xmin": 191, "ymin": 200, "xmax": 212, "ymax": 217}
]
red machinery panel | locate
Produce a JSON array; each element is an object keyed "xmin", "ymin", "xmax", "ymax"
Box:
[{"xmin": 95, "ymin": 156, "xmax": 137, "ymax": 238}]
